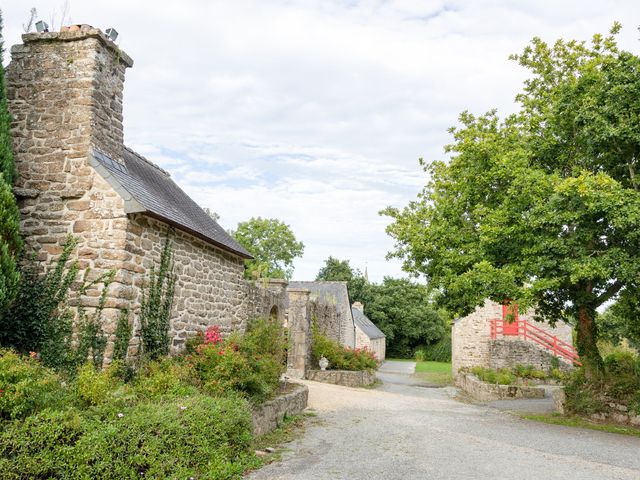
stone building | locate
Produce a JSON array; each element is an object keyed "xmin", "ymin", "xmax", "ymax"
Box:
[
  {"xmin": 451, "ymin": 300, "xmax": 576, "ymax": 377},
  {"xmin": 287, "ymin": 281, "xmax": 356, "ymax": 349},
  {"xmin": 5, "ymin": 25, "xmax": 285, "ymax": 358},
  {"xmin": 351, "ymin": 302, "xmax": 386, "ymax": 361}
]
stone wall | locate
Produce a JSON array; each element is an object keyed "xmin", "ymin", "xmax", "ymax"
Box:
[
  {"xmin": 124, "ymin": 214, "xmax": 249, "ymax": 354},
  {"xmin": 251, "ymin": 383, "xmax": 309, "ymax": 436},
  {"xmin": 452, "ymin": 300, "xmax": 574, "ymax": 377},
  {"xmin": 306, "ymin": 369, "xmax": 377, "ymax": 388},
  {"xmin": 355, "ymin": 325, "xmax": 386, "ymax": 361},
  {"xmin": 7, "ymin": 28, "xmax": 136, "ymax": 351},
  {"xmin": 489, "ymin": 339, "xmax": 573, "ymax": 372},
  {"xmin": 456, "ymin": 372, "xmax": 546, "ymax": 402}
]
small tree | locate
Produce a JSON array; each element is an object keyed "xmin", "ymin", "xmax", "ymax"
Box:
[
  {"xmin": 0, "ymin": 11, "xmax": 22, "ymax": 314},
  {"xmin": 232, "ymin": 217, "xmax": 304, "ymax": 280}
]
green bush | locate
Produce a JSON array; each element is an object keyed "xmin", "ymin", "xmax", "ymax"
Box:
[
  {"xmin": 189, "ymin": 318, "xmax": 287, "ymax": 404},
  {"xmin": 603, "ymin": 351, "xmax": 637, "ymax": 377},
  {"xmin": 311, "ymin": 323, "xmax": 378, "ymax": 372},
  {"xmin": 416, "ymin": 332, "xmax": 452, "ymax": 362},
  {"xmin": 0, "ymin": 349, "xmax": 67, "ymax": 420},
  {"xmin": 134, "ymin": 357, "xmax": 199, "ymax": 400},
  {"xmin": 513, "ymin": 364, "xmax": 547, "ymax": 380},
  {"xmin": 0, "ymin": 395, "xmax": 256, "ymax": 480},
  {"xmin": 563, "ymin": 369, "xmax": 606, "ymax": 415},
  {"xmin": 74, "ymin": 363, "xmax": 122, "ymax": 407},
  {"xmin": 469, "ymin": 366, "xmax": 516, "ymax": 385}
]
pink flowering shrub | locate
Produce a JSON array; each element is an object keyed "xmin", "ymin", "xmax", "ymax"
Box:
[
  {"xmin": 204, "ymin": 325, "xmax": 223, "ymax": 345},
  {"xmin": 311, "ymin": 324, "xmax": 379, "ymax": 372},
  {"xmin": 187, "ymin": 318, "xmax": 286, "ymax": 403}
]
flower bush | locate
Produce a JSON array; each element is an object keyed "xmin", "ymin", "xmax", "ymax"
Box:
[
  {"xmin": 189, "ymin": 318, "xmax": 287, "ymax": 403},
  {"xmin": 311, "ymin": 324, "xmax": 378, "ymax": 372}
]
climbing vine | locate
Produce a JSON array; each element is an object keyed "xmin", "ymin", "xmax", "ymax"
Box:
[{"xmin": 140, "ymin": 237, "xmax": 177, "ymax": 360}]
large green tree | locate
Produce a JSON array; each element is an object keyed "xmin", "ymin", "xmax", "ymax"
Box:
[
  {"xmin": 0, "ymin": 11, "xmax": 22, "ymax": 313},
  {"xmin": 361, "ymin": 277, "xmax": 445, "ymax": 358},
  {"xmin": 232, "ymin": 217, "xmax": 304, "ymax": 280},
  {"xmin": 383, "ymin": 25, "xmax": 640, "ymax": 376}
]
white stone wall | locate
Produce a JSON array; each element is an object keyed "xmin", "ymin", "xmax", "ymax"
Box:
[{"xmin": 452, "ymin": 300, "xmax": 575, "ymax": 376}]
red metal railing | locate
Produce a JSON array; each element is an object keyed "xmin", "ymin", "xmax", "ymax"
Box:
[{"xmin": 491, "ymin": 319, "xmax": 582, "ymax": 366}]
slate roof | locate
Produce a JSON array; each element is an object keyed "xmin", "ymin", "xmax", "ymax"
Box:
[
  {"xmin": 351, "ymin": 307, "xmax": 385, "ymax": 340},
  {"xmin": 91, "ymin": 148, "xmax": 252, "ymax": 259},
  {"xmin": 287, "ymin": 281, "xmax": 351, "ymax": 309}
]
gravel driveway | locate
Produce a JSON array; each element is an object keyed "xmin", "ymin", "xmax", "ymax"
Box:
[{"xmin": 248, "ymin": 362, "xmax": 640, "ymax": 480}]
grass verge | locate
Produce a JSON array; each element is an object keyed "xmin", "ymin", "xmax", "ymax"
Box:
[
  {"xmin": 414, "ymin": 361, "xmax": 453, "ymax": 385},
  {"xmin": 522, "ymin": 413, "xmax": 640, "ymax": 438}
]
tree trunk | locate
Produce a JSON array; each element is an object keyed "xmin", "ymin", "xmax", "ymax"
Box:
[{"xmin": 576, "ymin": 305, "xmax": 604, "ymax": 378}]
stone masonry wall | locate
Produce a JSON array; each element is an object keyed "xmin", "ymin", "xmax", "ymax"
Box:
[
  {"xmin": 452, "ymin": 300, "xmax": 574, "ymax": 377},
  {"xmin": 7, "ymin": 29, "xmax": 136, "ymax": 355},
  {"xmin": 489, "ymin": 339, "xmax": 574, "ymax": 372},
  {"xmin": 125, "ymin": 214, "xmax": 249, "ymax": 353}
]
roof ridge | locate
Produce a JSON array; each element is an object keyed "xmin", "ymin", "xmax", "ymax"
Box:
[{"xmin": 124, "ymin": 145, "xmax": 171, "ymax": 177}]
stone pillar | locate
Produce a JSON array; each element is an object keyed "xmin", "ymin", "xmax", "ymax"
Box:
[{"xmin": 286, "ymin": 288, "xmax": 311, "ymax": 379}]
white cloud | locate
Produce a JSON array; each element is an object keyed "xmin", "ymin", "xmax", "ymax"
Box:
[{"xmin": 3, "ymin": 0, "xmax": 639, "ymax": 282}]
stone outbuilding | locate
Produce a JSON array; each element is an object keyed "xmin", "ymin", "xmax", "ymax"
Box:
[
  {"xmin": 351, "ymin": 302, "xmax": 386, "ymax": 361},
  {"xmin": 452, "ymin": 300, "xmax": 577, "ymax": 377},
  {"xmin": 288, "ymin": 281, "xmax": 357, "ymax": 349},
  {"xmin": 5, "ymin": 26, "xmax": 281, "ymax": 358}
]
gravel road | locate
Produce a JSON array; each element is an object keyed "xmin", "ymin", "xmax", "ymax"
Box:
[{"xmin": 248, "ymin": 362, "xmax": 640, "ymax": 480}]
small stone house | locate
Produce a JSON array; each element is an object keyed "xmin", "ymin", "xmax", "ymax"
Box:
[
  {"xmin": 5, "ymin": 26, "xmax": 271, "ymax": 358},
  {"xmin": 351, "ymin": 302, "xmax": 386, "ymax": 361},
  {"xmin": 452, "ymin": 300, "xmax": 576, "ymax": 377}
]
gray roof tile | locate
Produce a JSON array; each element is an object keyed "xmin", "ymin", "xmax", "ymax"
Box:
[
  {"xmin": 92, "ymin": 148, "xmax": 251, "ymax": 258},
  {"xmin": 352, "ymin": 308, "xmax": 385, "ymax": 339}
]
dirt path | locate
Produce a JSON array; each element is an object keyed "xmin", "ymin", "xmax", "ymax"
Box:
[{"xmin": 248, "ymin": 364, "xmax": 640, "ymax": 480}]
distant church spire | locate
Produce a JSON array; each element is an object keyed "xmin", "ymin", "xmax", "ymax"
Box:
[{"xmin": 364, "ymin": 264, "xmax": 369, "ymax": 284}]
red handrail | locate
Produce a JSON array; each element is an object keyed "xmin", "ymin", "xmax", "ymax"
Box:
[{"xmin": 491, "ymin": 319, "xmax": 582, "ymax": 366}]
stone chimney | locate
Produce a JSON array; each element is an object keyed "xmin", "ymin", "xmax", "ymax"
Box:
[
  {"xmin": 6, "ymin": 25, "xmax": 134, "ymax": 259},
  {"xmin": 352, "ymin": 301, "xmax": 364, "ymax": 312},
  {"xmin": 7, "ymin": 25, "xmax": 133, "ymax": 180}
]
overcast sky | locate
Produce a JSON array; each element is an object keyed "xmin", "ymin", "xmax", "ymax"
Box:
[{"xmin": 3, "ymin": 1, "xmax": 639, "ymax": 282}]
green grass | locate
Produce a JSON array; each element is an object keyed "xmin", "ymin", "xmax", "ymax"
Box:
[
  {"xmin": 386, "ymin": 358, "xmax": 416, "ymax": 362},
  {"xmin": 522, "ymin": 413, "xmax": 640, "ymax": 438},
  {"xmin": 414, "ymin": 361, "xmax": 453, "ymax": 385}
]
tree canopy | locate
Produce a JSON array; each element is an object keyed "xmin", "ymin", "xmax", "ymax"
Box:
[
  {"xmin": 232, "ymin": 217, "xmax": 304, "ymax": 280},
  {"xmin": 315, "ymin": 256, "xmax": 367, "ymax": 303},
  {"xmin": 383, "ymin": 24, "xmax": 640, "ymax": 375},
  {"xmin": 0, "ymin": 11, "xmax": 22, "ymax": 313},
  {"xmin": 361, "ymin": 277, "xmax": 445, "ymax": 358}
]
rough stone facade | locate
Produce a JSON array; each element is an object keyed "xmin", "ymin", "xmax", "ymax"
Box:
[
  {"xmin": 452, "ymin": 300, "xmax": 574, "ymax": 377},
  {"xmin": 7, "ymin": 28, "xmax": 136, "ymax": 353},
  {"xmin": 125, "ymin": 214, "xmax": 249, "ymax": 353},
  {"xmin": 6, "ymin": 27, "xmax": 286, "ymax": 361},
  {"xmin": 286, "ymin": 288, "xmax": 312, "ymax": 379},
  {"xmin": 288, "ymin": 281, "xmax": 357, "ymax": 350}
]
